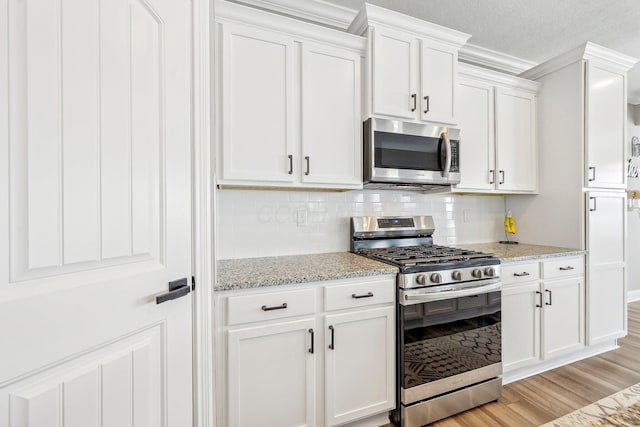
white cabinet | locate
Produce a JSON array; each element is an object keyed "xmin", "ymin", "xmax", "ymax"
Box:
[
  {"xmin": 216, "ymin": 4, "xmax": 364, "ymax": 190},
  {"xmin": 215, "ymin": 275, "xmax": 396, "ymax": 427},
  {"xmin": 586, "ymin": 191, "xmax": 627, "ymax": 344},
  {"xmin": 324, "ymin": 306, "xmax": 394, "ymax": 426},
  {"xmin": 227, "ymin": 318, "xmax": 317, "ymax": 427},
  {"xmin": 502, "ymin": 257, "xmax": 584, "ymax": 373},
  {"xmin": 454, "ymin": 65, "xmax": 539, "ymax": 194},
  {"xmin": 349, "ymin": 3, "xmax": 469, "ymax": 125},
  {"xmin": 586, "ymin": 62, "xmax": 627, "ymax": 189}
]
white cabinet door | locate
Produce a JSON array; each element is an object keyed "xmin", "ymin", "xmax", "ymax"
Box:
[
  {"xmin": 420, "ymin": 42, "xmax": 457, "ymax": 125},
  {"xmin": 586, "ymin": 191, "xmax": 627, "ymax": 344},
  {"xmin": 502, "ymin": 282, "xmax": 541, "ymax": 372},
  {"xmin": 1, "ymin": 0, "xmax": 193, "ymax": 424},
  {"xmin": 542, "ymin": 277, "xmax": 585, "ymax": 359},
  {"xmin": 371, "ymin": 27, "xmax": 417, "ymax": 119},
  {"xmin": 227, "ymin": 318, "xmax": 316, "ymax": 427},
  {"xmin": 220, "ymin": 23, "xmax": 295, "ymax": 183},
  {"xmin": 586, "ymin": 62, "xmax": 626, "ymax": 189},
  {"xmin": 455, "ymin": 79, "xmax": 495, "ymax": 191},
  {"xmin": 324, "ymin": 306, "xmax": 395, "ymax": 427},
  {"xmin": 301, "ymin": 42, "xmax": 361, "ymax": 186},
  {"xmin": 495, "ymin": 87, "xmax": 537, "ymax": 192}
]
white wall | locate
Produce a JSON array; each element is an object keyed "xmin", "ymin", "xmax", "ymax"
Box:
[
  {"xmin": 627, "ymin": 105, "xmax": 640, "ymax": 296},
  {"xmin": 216, "ymin": 189, "xmax": 506, "ymax": 259}
]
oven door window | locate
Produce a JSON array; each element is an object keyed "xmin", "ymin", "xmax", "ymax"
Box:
[
  {"xmin": 401, "ymin": 291, "xmax": 501, "ymax": 390},
  {"xmin": 373, "ymin": 131, "xmax": 445, "ymax": 171}
]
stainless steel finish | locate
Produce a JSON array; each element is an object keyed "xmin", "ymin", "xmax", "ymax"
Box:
[
  {"xmin": 363, "ymin": 118, "xmax": 461, "ymax": 189},
  {"xmin": 415, "ymin": 274, "xmax": 427, "ymax": 286},
  {"xmin": 398, "ymin": 265, "xmax": 501, "ymax": 289},
  {"xmin": 402, "ymin": 363, "xmax": 502, "ymax": 403},
  {"xmin": 489, "ymin": 169, "xmax": 495, "ymax": 184},
  {"xmin": 351, "ymin": 215, "xmax": 435, "ymax": 240},
  {"xmin": 452, "ymin": 271, "xmax": 462, "ymax": 281},
  {"xmin": 589, "ymin": 166, "xmax": 596, "ymax": 181},
  {"xmin": 402, "ymin": 377, "xmax": 502, "ymax": 427},
  {"xmin": 472, "ymin": 268, "xmax": 482, "ymax": 278},
  {"xmin": 401, "ymin": 279, "xmax": 501, "ymax": 305},
  {"xmin": 499, "ymin": 170, "xmax": 505, "ymax": 184},
  {"xmin": 304, "ymin": 156, "xmax": 310, "ymax": 175},
  {"xmin": 411, "ymin": 93, "xmax": 417, "ymax": 112},
  {"xmin": 423, "ymin": 95, "xmax": 430, "ymax": 114},
  {"xmin": 288, "ymin": 154, "xmax": 293, "ymax": 174},
  {"xmin": 442, "ymin": 130, "xmax": 452, "ymax": 179},
  {"xmin": 484, "ymin": 267, "xmax": 496, "ymax": 277},
  {"xmin": 430, "ymin": 273, "xmax": 442, "ymax": 283}
]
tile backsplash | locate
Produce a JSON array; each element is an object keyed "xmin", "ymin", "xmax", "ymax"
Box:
[{"xmin": 216, "ymin": 189, "xmax": 506, "ymax": 259}]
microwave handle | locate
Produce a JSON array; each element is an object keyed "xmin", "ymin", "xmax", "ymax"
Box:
[{"xmin": 441, "ymin": 131, "xmax": 452, "ymax": 179}]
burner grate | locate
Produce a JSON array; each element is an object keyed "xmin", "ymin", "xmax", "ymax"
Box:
[{"xmin": 358, "ymin": 245, "xmax": 495, "ymax": 267}]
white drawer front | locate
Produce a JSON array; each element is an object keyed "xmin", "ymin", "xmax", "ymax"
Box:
[
  {"xmin": 501, "ymin": 262, "xmax": 540, "ymax": 285},
  {"xmin": 227, "ymin": 288, "xmax": 316, "ymax": 326},
  {"xmin": 543, "ymin": 257, "xmax": 584, "ymax": 279},
  {"xmin": 324, "ymin": 278, "xmax": 395, "ymax": 311}
]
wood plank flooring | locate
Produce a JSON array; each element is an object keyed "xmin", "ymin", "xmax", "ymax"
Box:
[{"xmin": 382, "ymin": 300, "xmax": 640, "ymax": 427}]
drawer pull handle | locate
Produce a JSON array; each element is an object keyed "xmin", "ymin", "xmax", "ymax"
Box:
[
  {"xmin": 308, "ymin": 328, "xmax": 315, "ymax": 354},
  {"xmin": 559, "ymin": 266, "xmax": 574, "ymax": 271},
  {"xmin": 261, "ymin": 303, "xmax": 287, "ymax": 311},
  {"xmin": 545, "ymin": 289, "xmax": 553, "ymax": 306},
  {"xmin": 514, "ymin": 272, "xmax": 530, "ymax": 277},
  {"xmin": 328, "ymin": 325, "xmax": 335, "ymax": 350},
  {"xmin": 352, "ymin": 292, "xmax": 374, "ymax": 299}
]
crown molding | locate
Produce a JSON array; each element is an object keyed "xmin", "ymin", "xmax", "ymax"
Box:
[
  {"xmin": 459, "ymin": 62, "xmax": 540, "ymax": 92},
  {"xmin": 348, "ymin": 3, "xmax": 470, "ymax": 48},
  {"xmin": 522, "ymin": 41, "xmax": 639, "ymax": 81},
  {"xmin": 216, "ymin": 1, "xmax": 365, "ymax": 51},
  {"xmin": 224, "ymin": 0, "xmax": 355, "ymax": 30},
  {"xmin": 459, "ymin": 43, "xmax": 537, "ymax": 76}
]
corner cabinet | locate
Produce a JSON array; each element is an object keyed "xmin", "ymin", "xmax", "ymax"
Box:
[
  {"xmin": 215, "ymin": 3, "xmax": 364, "ymax": 190},
  {"xmin": 348, "ymin": 3, "xmax": 470, "ymax": 125},
  {"xmin": 214, "ymin": 276, "xmax": 396, "ymax": 427},
  {"xmin": 502, "ymin": 256, "xmax": 585, "ymax": 374},
  {"xmin": 454, "ymin": 64, "xmax": 539, "ymax": 194}
]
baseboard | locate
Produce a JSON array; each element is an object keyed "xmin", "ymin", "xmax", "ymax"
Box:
[
  {"xmin": 503, "ymin": 340, "xmax": 619, "ymax": 385},
  {"xmin": 628, "ymin": 289, "xmax": 640, "ymax": 302}
]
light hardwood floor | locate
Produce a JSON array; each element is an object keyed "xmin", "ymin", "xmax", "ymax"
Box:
[{"xmin": 384, "ymin": 300, "xmax": 640, "ymax": 427}]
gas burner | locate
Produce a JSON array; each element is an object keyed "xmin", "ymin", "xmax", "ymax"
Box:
[{"xmin": 358, "ymin": 245, "xmax": 495, "ymax": 268}]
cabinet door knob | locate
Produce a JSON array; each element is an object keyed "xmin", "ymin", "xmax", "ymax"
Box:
[{"xmin": 411, "ymin": 94, "xmax": 417, "ymax": 112}]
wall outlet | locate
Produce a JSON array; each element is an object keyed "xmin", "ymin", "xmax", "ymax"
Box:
[{"xmin": 296, "ymin": 209, "xmax": 308, "ymax": 227}]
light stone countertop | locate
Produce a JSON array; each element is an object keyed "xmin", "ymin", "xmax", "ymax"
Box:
[
  {"xmin": 457, "ymin": 242, "xmax": 586, "ymax": 263},
  {"xmin": 216, "ymin": 252, "xmax": 398, "ymax": 291}
]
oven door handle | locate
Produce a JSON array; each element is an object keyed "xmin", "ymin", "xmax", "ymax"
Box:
[{"xmin": 403, "ymin": 281, "xmax": 502, "ymax": 304}]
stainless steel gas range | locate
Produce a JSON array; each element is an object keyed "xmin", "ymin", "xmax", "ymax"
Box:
[{"xmin": 351, "ymin": 215, "xmax": 502, "ymax": 427}]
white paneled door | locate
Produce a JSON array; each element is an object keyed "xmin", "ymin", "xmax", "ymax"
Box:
[{"xmin": 0, "ymin": 0, "xmax": 193, "ymax": 425}]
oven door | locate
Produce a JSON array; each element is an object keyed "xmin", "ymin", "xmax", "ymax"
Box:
[
  {"xmin": 399, "ymin": 279, "xmax": 502, "ymax": 405},
  {"xmin": 363, "ymin": 118, "xmax": 460, "ymax": 185}
]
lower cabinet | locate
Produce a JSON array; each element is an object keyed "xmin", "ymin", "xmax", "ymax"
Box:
[
  {"xmin": 216, "ymin": 276, "xmax": 396, "ymax": 427},
  {"xmin": 502, "ymin": 256, "xmax": 584, "ymax": 373}
]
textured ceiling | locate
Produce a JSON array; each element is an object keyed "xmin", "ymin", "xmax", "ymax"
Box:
[{"xmin": 323, "ymin": 0, "xmax": 640, "ymax": 103}]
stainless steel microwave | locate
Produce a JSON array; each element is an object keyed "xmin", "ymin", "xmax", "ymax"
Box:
[{"xmin": 363, "ymin": 118, "xmax": 461, "ymax": 191}]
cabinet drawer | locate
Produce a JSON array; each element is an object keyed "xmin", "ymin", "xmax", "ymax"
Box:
[
  {"xmin": 324, "ymin": 279, "xmax": 394, "ymax": 311},
  {"xmin": 543, "ymin": 257, "xmax": 584, "ymax": 279},
  {"xmin": 227, "ymin": 288, "xmax": 316, "ymax": 326},
  {"xmin": 502, "ymin": 262, "xmax": 540, "ymax": 285}
]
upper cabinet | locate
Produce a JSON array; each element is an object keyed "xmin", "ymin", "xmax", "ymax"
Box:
[
  {"xmin": 348, "ymin": 4, "xmax": 470, "ymax": 126},
  {"xmin": 454, "ymin": 64, "xmax": 539, "ymax": 194},
  {"xmin": 215, "ymin": 3, "xmax": 365, "ymax": 190}
]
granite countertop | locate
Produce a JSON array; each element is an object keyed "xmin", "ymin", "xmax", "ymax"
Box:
[
  {"xmin": 458, "ymin": 242, "xmax": 586, "ymax": 263},
  {"xmin": 216, "ymin": 252, "xmax": 398, "ymax": 291}
]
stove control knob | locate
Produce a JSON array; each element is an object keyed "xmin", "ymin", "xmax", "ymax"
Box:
[
  {"xmin": 452, "ymin": 271, "xmax": 462, "ymax": 281},
  {"xmin": 430, "ymin": 273, "xmax": 442, "ymax": 284},
  {"xmin": 484, "ymin": 267, "xmax": 495, "ymax": 277},
  {"xmin": 472, "ymin": 269, "xmax": 483, "ymax": 278},
  {"xmin": 415, "ymin": 274, "xmax": 427, "ymax": 286}
]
